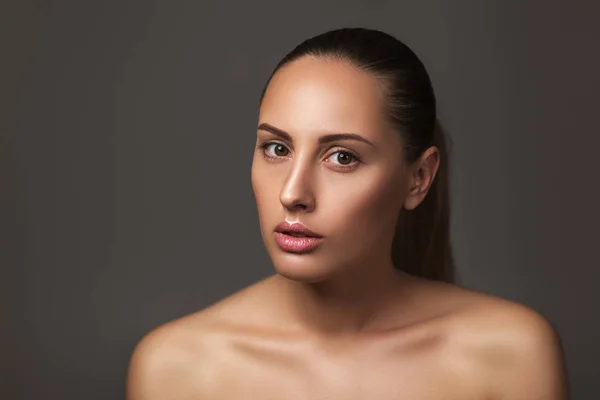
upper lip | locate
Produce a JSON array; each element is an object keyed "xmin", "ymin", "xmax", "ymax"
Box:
[{"xmin": 275, "ymin": 221, "xmax": 322, "ymax": 238}]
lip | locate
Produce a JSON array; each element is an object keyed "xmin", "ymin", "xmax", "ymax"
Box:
[
  {"xmin": 273, "ymin": 221, "xmax": 324, "ymax": 254},
  {"xmin": 274, "ymin": 233, "xmax": 324, "ymax": 253},
  {"xmin": 274, "ymin": 221, "xmax": 323, "ymax": 238}
]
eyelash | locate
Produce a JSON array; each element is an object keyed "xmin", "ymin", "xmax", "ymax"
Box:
[{"xmin": 258, "ymin": 141, "xmax": 362, "ymax": 171}]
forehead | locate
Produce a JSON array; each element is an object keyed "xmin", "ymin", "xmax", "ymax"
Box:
[{"xmin": 259, "ymin": 57, "xmax": 390, "ymax": 140}]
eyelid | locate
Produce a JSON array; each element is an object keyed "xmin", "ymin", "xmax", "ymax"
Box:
[{"xmin": 258, "ymin": 138, "xmax": 291, "ymax": 150}]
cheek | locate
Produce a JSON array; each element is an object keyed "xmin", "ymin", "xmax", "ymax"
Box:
[
  {"xmin": 251, "ymin": 160, "xmax": 282, "ymax": 220},
  {"xmin": 251, "ymin": 163, "xmax": 267, "ymax": 211},
  {"xmin": 323, "ymin": 170, "xmax": 403, "ymax": 240}
]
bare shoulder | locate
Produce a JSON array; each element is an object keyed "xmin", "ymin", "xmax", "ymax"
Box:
[
  {"xmin": 424, "ymin": 281, "xmax": 569, "ymax": 400},
  {"xmin": 126, "ymin": 279, "xmax": 270, "ymax": 400},
  {"xmin": 470, "ymin": 297, "xmax": 568, "ymax": 399},
  {"xmin": 125, "ymin": 313, "xmax": 214, "ymax": 399}
]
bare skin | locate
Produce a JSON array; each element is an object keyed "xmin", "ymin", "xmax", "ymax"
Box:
[
  {"xmin": 127, "ymin": 275, "xmax": 567, "ymax": 399},
  {"xmin": 127, "ymin": 57, "xmax": 568, "ymax": 399}
]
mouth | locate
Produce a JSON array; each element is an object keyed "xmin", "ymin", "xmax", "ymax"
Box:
[
  {"xmin": 273, "ymin": 232, "xmax": 324, "ymax": 253},
  {"xmin": 273, "ymin": 221, "xmax": 324, "ymax": 253}
]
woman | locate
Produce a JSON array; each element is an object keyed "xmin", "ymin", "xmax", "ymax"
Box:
[{"xmin": 126, "ymin": 28, "xmax": 568, "ymax": 399}]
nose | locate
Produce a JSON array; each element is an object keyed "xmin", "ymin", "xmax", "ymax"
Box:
[{"xmin": 279, "ymin": 160, "xmax": 316, "ymax": 213}]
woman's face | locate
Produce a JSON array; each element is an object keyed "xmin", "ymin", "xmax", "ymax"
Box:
[{"xmin": 252, "ymin": 57, "xmax": 413, "ymax": 282}]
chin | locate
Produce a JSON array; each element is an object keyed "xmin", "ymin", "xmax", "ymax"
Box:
[{"xmin": 270, "ymin": 252, "xmax": 338, "ymax": 283}]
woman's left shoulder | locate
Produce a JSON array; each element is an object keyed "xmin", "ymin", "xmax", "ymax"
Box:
[
  {"xmin": 447, "ymin": 285, "xmax": 560, "ymax": 342},
  {"xmin": 439, "ymin": 284, "xmax": 569, "ymax": 399}
]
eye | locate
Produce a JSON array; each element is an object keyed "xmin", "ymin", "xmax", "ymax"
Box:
[
  {"xmin": 259, "ymin": 141, "xmax": 361, "ymax": 171},
  {"xmin": 328, "ymin": 151, "xmax": 357, "ymax": 166},
  {"xmin": 262, "ymin": 142, "xmax": 290, "ymax": 159}
]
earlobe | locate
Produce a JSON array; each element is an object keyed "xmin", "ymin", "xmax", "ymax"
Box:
[
  {"xmin": 403, "ymin": 182, "xmax": 426, "ymax": 211},
  {"xmin": 402, "ymin": 174, "xmax": 424, "ymax": 211},
  {"xmin": 403, "ymin": 164, "xmax": 436, "ymax": 211},
  {"xmin": 401, "ymin": 147, "xmax": 439, "ymax": 211}
]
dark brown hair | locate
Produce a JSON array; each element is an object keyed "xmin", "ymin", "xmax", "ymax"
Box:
[{"xmin": 260, "ymin": 28, "xmax": 455, "ymax": 282}]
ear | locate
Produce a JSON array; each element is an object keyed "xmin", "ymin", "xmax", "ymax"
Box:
[{"xmin": 403, "ymin": 147, "xmax": 440, "ymax": 211}]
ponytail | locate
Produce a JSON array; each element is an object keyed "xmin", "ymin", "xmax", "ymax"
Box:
[{"xmin": 391, "ymin": 120, "xmax": 455, "ymax": 282}]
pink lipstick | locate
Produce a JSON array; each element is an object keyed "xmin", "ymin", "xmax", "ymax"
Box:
[{"xmin": 274, "ymin": 221, "xmax": 324, "ymax": 254}]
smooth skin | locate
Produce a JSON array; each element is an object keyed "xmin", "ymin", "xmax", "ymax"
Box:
[{"xmin": 126, "ymin": 57, "xmax": 569, "ymax": 399}]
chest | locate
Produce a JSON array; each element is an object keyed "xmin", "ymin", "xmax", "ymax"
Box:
[{"xmin": 204, "ymin": 340, "xmax": 487, "ymax": 400}]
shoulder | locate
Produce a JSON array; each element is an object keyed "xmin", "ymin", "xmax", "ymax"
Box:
[
  {"xmin": 126, "ymin": 280, "xmax": 272, "ymax": 399},
  {"xmin": 439, "ymin": 287, "xmax": 569, "ymax": 400},
  {"xmin": 477, "ymin": 300, "xmax": 568, "ymax": 399},
  {"xmin": 125, "ymin": 315, "xmax": 213, "ymax": 400}
]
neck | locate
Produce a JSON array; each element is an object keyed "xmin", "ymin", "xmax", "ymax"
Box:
[{"xmin": 274, "ymin": 256, "xmax": 414, "ymax": 337}]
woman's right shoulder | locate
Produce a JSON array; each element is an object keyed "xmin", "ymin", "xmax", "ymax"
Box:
[
  {"xmin": 125, "ymin": 311, "xmax": 220, "ymax": 399},
  {"xmin": 125, "ymin": 279, "xmax": 274, "ymax": 399}
]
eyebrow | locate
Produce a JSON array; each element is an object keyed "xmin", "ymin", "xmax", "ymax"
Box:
[{"xmin": 257, "ymin": 123, "xmax": 375, "ymax": 147}]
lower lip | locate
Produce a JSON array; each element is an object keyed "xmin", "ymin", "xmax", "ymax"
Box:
[{"xmin": 274, "ymin": 232, "xmax": 324, "ymax": 253}]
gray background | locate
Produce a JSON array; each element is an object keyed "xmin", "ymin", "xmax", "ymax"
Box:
[{"xmin": 3, "ymin": 0, "xmax": 599, "ymax": 399}]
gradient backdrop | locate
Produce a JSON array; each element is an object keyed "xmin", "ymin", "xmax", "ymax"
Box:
[{"xmin": 3, "ymin": 0, "xmax": 599, "ymax": 399}]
